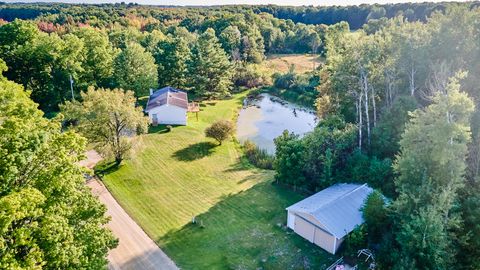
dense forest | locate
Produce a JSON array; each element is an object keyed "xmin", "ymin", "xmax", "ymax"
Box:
[
  {"xmin": 1, "ymin": 2, "xmax": 480, "ymax": 269},
  {"xmin": 273, "ymin": 6, "xmax": 480, "ymax": 270},
  {"xmin": 255, "ymin": 2, "xmax": 480, "ymax": 29}
]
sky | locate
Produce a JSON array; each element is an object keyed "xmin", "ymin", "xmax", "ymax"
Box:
[{"xmin": 4, "ymin": 0, "xmax": 456, "ymax": 6}]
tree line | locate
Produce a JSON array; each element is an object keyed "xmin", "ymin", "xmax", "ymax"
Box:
[
  {"xmin": 0, "ymin": 3, "xmax": 327, "ymax": 112},
  {"xmin": 273, "ymin": 6, "xmax": 480, "ymax": 269},
  {"xmin": 254, "ymin": 1, "xmax": 479, "ymax": 29}
]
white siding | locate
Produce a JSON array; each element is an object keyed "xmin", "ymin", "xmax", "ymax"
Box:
[
  {"xmin": 294, "ymin": 217, "xmax": 315, "ymax": 243},
  {"xmin": 313, "ymin": 227, "xmax": 336, "ymax": 254},
  {"xmin": 287, "ymin": 211, "xmax": 295, "ymax": 230},
  {"xmin": 288, "ymin": 212, "xmax": 341, "ymax": 254},
  {"xmin": 148, "ymin": 105, "xmax": 187, "ymax": 125}
]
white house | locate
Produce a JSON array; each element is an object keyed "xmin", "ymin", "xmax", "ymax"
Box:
[
  {"xmin": 145, "ymin": 86, "xmax": 188, "ymax": 126},
  {"xmin": 286, "ymin": 183, "xmax": 373, "ymax": 254}
]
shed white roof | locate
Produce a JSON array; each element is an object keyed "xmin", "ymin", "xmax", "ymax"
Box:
[{"xmin": 286, "ymin": 183, "xmax": 373, "ymax": 239}]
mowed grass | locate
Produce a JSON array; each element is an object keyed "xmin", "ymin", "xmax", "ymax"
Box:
[
  {"xmin": 264, "ymin": 54, "xmax": 323, "ymax": 74},
  {"xmin": 102, "ymin": 92, "xmax": 335, "ymax": 269}
]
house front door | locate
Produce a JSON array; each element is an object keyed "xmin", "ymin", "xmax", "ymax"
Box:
[{"xmin": 152, "ymin": 114, "xmax": 158, "ymax": 126}]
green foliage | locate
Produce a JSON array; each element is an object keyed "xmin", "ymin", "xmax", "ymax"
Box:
[
  {"xmin": 371, "ymin": 96, "xmax": 418, "ymax": 158},
  {"xmin": 240, "ymin": 24, "xmax": 265, "ymax": 63},
  {"xmin": 391, "ymin": 77, "xmax": 474, "ymax": 269},
  {"xmin": 362, "ymin": 190, "xmax": 388, "ymax": 244},
  {"xmin": 73, "ymin": 27, "xmax": 117, "ymax": 89},
  {"xmin": 271, "ymin": 69, "xmax": 319, "ymax": 108},
  {"xmin": 0, "ymin": 74, "xmax": 116, "ymax": 269},
  {"xmin": 302, "ymin": 116, "xmax": 357, "ymax": 189},
  {"xmin": 113, "ymin": 42, "xmax": 158, "ymax": 97},
  {"xmin": 219, "ymin": 25, "xmax": 241, "ymax": 59},
  {"xmin": 346, "ymin": 151, "xmax": 394, "ymax": 197},
  {"xmin": 61, "ymin": 87, "xmax": 149, "ymax": 164},
  {"xmin": 273, "ymin": 131, "xmax": 306, "ymax": 189},
  {"xmin": 344, "ymin": 225, "xmax": 368, "ymax": 257},
  {"xmin": 233, "ymin": 63, "xmax": 271, "ymax": 88},
  {"xmin": 274, "ymin": 115, "xmax": 358, "ymax": 191},
  {"xmin": 205, "ymin": 119, "xmax": 234, "ymax": 145},
  {"xmin": 243, "ymin": 140, "xmax": 274, "ymax": 170},
  {"xmin": 458, "ymin": 184, "xmax": 480, "ymax": 269},
  {"xmin": 189, "ymin": 28, "xmax": 233, "ymax": 98},
  {"xmin": 0, "ymin": 20, "xmax": 84, "ymax": 111},
  {"xmin": 154, "ymin": 36, "xmax": 191, "ymax": 89}
]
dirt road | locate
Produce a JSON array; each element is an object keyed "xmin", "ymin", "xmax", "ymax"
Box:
[
  {"xmin": 81, "ymin": 151, "xmax": 178, "ymax": 270},
  {"xmin": 88, "ymin": 179, "xmax": 179, "ymax": 270}
]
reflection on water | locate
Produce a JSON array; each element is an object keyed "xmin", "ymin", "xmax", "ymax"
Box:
[{"xmin": 237, "ymin": 93, "xmax": 318, "ymax": 154}]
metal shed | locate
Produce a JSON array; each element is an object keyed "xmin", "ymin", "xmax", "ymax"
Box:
[{"xmin": 286, "ymin": 183, "xmax": 373, "ymax": 254}]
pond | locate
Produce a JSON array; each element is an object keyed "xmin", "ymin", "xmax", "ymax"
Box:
[{"xmin": 237, "ymin": 93, "xmax": 318, "ymax": 154}]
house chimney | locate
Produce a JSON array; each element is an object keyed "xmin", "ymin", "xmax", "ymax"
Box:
[{"xmin": 149, "ymin": 88, "xmax": 154, "ymax": 96}]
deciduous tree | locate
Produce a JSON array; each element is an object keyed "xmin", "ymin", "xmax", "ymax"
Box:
[
  {"xmin": 0, "ymin": 64, "xmax": 117, "ymax": 269},
  {"xmin": 113, "ymin": 42, "xmax": 158, "ymax": 97},
  {"xmin": 205, "ymin": 120, "xmax": 234, "ymax": 145},
  {"xmin": 61, "ymin": 87, "xmax": 149, "ymax": 164}
]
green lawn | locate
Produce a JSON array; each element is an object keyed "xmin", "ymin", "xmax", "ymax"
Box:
[{"xmin": 102, "ymin": 92, "xmax": 335, "ymax": 269}]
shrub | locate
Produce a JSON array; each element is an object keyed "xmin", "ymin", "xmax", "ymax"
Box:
[
  {"xmin": 271, "ymin": 69, "xmax": 320, "ymax": 108},
  {"xmin": 243, "ymin": 140, "xmax": 274, "ymax": 169},
  {"xmin": 234, "ymin": 64, "xmax": 271, "ymax": 88},
  {"xmin": 205, "ymin": 120, "xmax": 234, "ymax": 145}
]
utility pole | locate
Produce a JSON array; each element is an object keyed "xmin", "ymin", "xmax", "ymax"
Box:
[{"xmin": 69, "ymin": 74, "xmax": 75, "ymax": 101}]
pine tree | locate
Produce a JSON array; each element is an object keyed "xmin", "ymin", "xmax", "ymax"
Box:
[
  {"xmin": 392, "ymin": 75, "xmax": 474, "ymax": 269},
  {"xmin": 188, "ymin": 28, "xmax": 233, "ymax": 98},
  {"xmin": 154, "ymin": 36, "xmax": 191, "ymax": 89}
]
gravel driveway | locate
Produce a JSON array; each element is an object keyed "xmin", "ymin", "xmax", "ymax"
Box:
[
  {"xmin": 81, "ymin": 151, "xmax": 178, "ymax": 270},
  {"xmin": 88, "ymin": 179, "xmax": 179, "ymax": 270}
]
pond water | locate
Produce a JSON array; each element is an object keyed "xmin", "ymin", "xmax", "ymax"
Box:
[{"xmin": 237, "ymin": 93, "xmax": 318, "ymax": 154}]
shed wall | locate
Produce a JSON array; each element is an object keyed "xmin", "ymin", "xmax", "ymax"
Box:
[
  {"xmin": 290, "ymin": 213, "xmax": 341, "ymax": 254},
  {"xmin": 148, "ymin": 105, "xmax": 187, "ymax": 125}
]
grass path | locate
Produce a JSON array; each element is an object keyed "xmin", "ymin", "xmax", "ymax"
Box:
[{"xmin": 102, "ymin": 92, "xmax": 335, "ymax": 269}]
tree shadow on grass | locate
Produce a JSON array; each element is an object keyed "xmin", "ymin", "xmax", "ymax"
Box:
[
  {"xmin": 157, "ymin": 182, "xmax": 335, "ymax": 270},
  {"xmin": 223, "ymin": 157, "xmax": 253, "ymax": 173},
  {"xmin": 172, "ymin": 142, "xmax": 217, "ymax": 161},
  {"xmin": 148, "ymin": 124, "xmax": 170, "ymax": 134},
  {"xmin": 94, "ymin": 160, "xmax": 121, "ymax": 176}
]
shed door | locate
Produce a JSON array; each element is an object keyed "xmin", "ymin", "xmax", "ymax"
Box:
[
  {"xmin": 294, "ymin": 217, "xmax": 315, "ymax": 243},
  {"xmin": 152, "ymin": 114, "xmax": 158, "ymax": 125}
]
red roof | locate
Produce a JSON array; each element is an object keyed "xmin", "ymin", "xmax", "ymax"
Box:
[{"xmin": 145, "ymin": 87, "xmax": 188, "ymax": 111}]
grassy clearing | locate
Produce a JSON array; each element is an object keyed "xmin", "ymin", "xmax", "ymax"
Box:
[
  {"xmin": 264, "ymin": 54, "xmax": 323, "ymax": 74},
  {"xmin": 102, "ymin": 92, "xmax": 335, "ymax": 269}
]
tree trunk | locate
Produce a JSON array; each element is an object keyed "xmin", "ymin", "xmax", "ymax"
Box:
[
  {"xmin": 371, "ymin": 85, "xmax": 377, "ymax": 128},
  {"xmin": 357, "ymin": 92, "xmax": 363, "ymax": 152},
  {"xmin": 385, "ymin": 69, "xmax": 395, "ymax": 108},
  {"xmin": 361, "ymin": 70, "xmax": 371, "ymax": 146},
  {"xmin": 409, "ymin": 63, "xmax": 416, "ymax": 96},
  {"xmin": 115, "ymin": 155, "xmax": 122, "ymax": 165}
]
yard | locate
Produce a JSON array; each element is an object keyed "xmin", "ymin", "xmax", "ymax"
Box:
[{"xmin": 101, "ymin": 92, "xmax": 336, "ymax": 269}]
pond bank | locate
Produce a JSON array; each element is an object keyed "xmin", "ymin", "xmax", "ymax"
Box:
[{"xmin": 237, "ymin": 93, "xmax": 318, "ymax": 154}]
